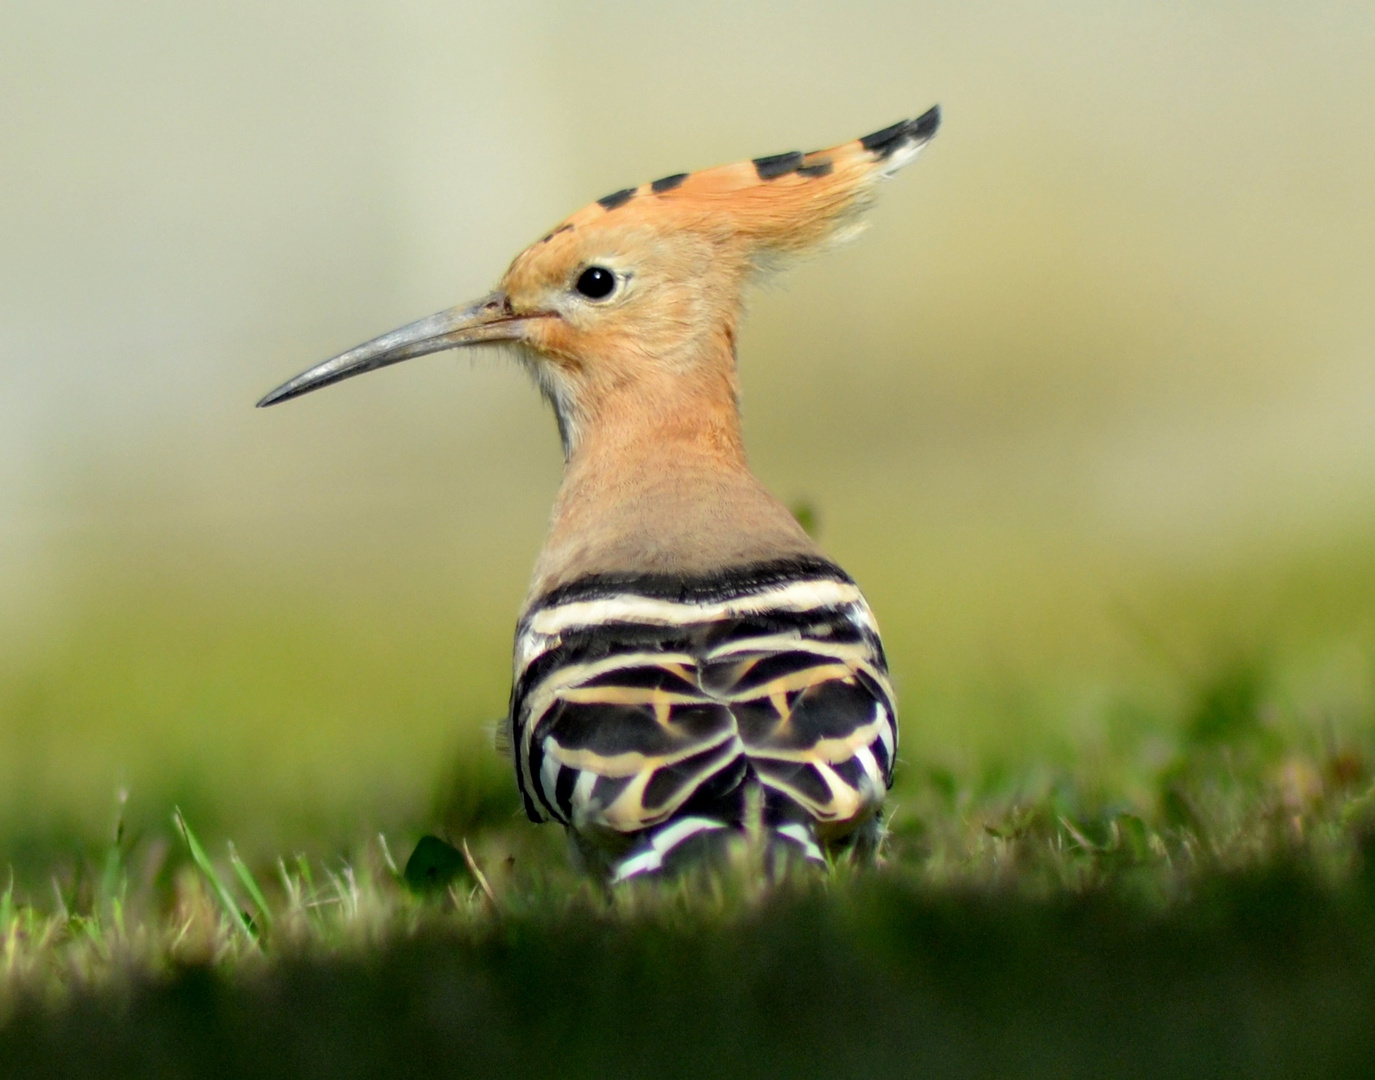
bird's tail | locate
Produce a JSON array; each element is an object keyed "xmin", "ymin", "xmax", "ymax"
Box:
[{"xmin": 600, "ymin": 781, "xmax": 857, "ymax": 884}]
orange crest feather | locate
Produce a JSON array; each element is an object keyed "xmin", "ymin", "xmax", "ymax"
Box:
[{"xmin": 512, "ymin": 107, "xmax": 941, "ymax": 281}]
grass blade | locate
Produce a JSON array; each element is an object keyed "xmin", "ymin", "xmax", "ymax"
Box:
[
  {"xmin": 0, "ymin": 869, "xmax": 14, "ymax": 960},
  {"xmin": 228, "ymin": 842, "xmax": 273, "ymax": 934},
  {"xmin": 377, "ymin": 833, "xmax": 400, "ymax": 879},
  {"xmin": 462, "ymin": 839, "xmax": 499, "ymax": 911},
  {"xmin": 173, "ymin": 808, "xmax": 256, "ymax": 944}
]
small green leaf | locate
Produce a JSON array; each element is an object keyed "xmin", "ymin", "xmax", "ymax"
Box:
[
  {"xmin": 404, "ymin": 835, "xmax": 469, "ymax": 894},
  {"xmin": 789, "ymin": 499, "xmax": 820, "ymax": 538}
]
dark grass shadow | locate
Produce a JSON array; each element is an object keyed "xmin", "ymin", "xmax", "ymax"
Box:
[{"xmin": 4, "ymin": 841, "xmax": 1375, "ymax": 1080}]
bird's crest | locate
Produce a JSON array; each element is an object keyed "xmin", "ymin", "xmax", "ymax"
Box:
[{"xmin": 508, "ymin": 106, "xmax": 941, "ymax": 285}]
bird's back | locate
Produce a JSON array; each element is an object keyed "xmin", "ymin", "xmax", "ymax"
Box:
[{"xmin": 509, "ymin": 555, "xmax": 896, "ymax": 880}]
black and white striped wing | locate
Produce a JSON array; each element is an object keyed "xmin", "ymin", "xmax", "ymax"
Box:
[
  {"xmin": 701, "ymin": 603, "xmax": 896, "ymax": 832},
  {"xmin": 509, "ymin": 559, "xmax": 897, "ymax": 847},
  {"xmin": 512, "ymin": 641, "xmax": 747, "ymax": 833}
]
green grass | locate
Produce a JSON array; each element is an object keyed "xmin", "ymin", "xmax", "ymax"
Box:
[{"xmin": 2, "ymin": 681, "xmax": 1374, "ymax": 1079}]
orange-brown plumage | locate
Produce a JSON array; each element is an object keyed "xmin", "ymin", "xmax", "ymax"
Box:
[{"xmin": 492, "ymin": 108, "xmax": 939, "ymax": 592}]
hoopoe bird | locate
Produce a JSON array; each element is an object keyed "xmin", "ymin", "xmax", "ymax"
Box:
[{"xmin": 259, "ymin": 107, "xmax": 940, "ymax": 881}]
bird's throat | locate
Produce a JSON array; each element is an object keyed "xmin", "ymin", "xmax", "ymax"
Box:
[{"xmin": 527, "ymin": 386, "xmax": 816, "ymax": 601}]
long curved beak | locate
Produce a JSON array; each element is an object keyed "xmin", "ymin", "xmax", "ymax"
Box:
[{"xmin": 256, "ymin": 292, "xmax": 534, "ymax": 407}]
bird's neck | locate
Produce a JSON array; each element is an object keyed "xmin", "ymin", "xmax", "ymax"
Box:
[{"xmin": 526, "ymin": 370, "xmax": 818, "ymax": 601}]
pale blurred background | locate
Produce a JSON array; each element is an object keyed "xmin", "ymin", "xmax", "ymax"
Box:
[{"xmin": 2, "ymin": 2, "xmax": 1373, "ymax": 854}]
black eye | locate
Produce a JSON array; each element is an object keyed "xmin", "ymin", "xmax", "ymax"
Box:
[{"xmin": 575, "ymin": 266, "xmax": 616, "ymax": 300}]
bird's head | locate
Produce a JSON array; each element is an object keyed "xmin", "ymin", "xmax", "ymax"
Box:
[{"xmin": 258, "ymin": 107, "xmax": 939, "ymax": 454}]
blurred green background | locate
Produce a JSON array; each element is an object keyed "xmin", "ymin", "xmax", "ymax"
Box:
[{"xmin": 2, "ymin": 2, "xmax": 1373, "ymax": 863}]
